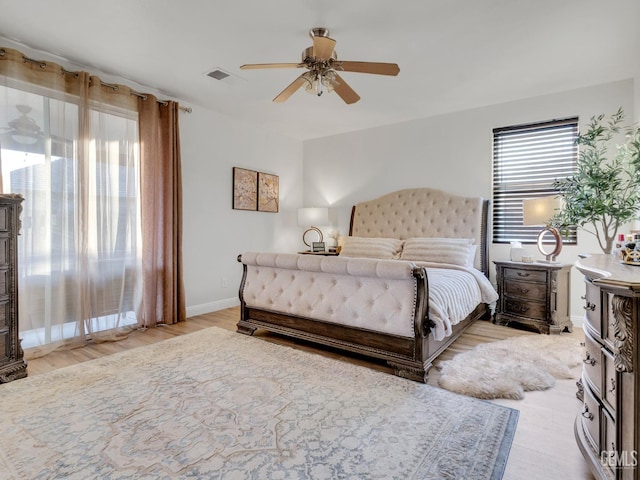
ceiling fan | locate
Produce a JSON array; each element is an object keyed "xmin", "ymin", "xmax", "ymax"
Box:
[{"xmin": 240, "ymin": 27, "xmax": 400, "ymax": 104}]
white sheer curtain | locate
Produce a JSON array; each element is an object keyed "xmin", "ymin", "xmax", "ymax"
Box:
[{"xmin": 0, "ymin": 78, "xmax": 143, "ymax": 355}]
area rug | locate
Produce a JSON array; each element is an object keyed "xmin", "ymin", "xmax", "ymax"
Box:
[
  {"xmin": 0, "ymin": 327, "xmax": 518, "ymax": 480},
  {"xmin": 437, "ymin": 333, "xmax": 584, "ymax": 400}
]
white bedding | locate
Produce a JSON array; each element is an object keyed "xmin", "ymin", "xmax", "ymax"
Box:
[{"xmin": 417, "ymin": 263, "xmax": 499, "ymax": 341}]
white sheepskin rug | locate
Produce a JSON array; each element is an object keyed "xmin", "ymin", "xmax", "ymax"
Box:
[{"xmin": 436, "ymin": 334, "xmax": 584, "ymax": 400}]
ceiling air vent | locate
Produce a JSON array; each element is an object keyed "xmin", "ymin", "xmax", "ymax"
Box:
[
  {"xmin": 207, "ymin": 69, "xmax": 230, "ymax": 81},
  {"xmin": 205, "ymin": 67, "xmax": 245, "ymax": 86}
]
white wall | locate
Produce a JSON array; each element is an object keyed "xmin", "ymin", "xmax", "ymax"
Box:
[
  {"xmin": 180, "ymin": 107, "xmax": 303, "ymax": 316},
  {"xmin": 302, "ymin": 79, "xmax": 636, "ymax": 321}
]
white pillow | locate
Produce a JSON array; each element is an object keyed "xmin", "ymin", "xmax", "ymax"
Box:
[
  {"xmin": 339, "ymin": 236, "xmax": 403, "ymax": 259},
  {"xmin": 400, "ymin": 237, "xmax": 476, "ymax": 267}
]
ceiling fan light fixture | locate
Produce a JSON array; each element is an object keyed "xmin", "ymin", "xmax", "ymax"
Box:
[
  {"xmin": 7, "ymin": 105, "xmax": 43, "ymax": 145},
  {"xmin": 303, "ymin": 71, "xmax": 337, "ymax": 97}
]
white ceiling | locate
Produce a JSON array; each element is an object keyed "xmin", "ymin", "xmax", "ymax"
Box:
[{"xmin": 0, "ymin": 0, "xmax": 638, "ymax": 140}]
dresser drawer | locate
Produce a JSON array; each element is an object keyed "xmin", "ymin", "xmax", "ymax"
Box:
[
  {"xmin": 0, "ymin": 301, "xmax": 7, "ymax": 329},
  {"xmin": 504, "ymin": 280, "xmax": 546, "ymax": 301},
  {"xmin": 583, "ymin": 279, "xmax": 601, "ymax": 336},
  {"xmin": 603, "ymin": 406, "xmax": 617, "ymax": 452},
  {"xmin": 0, "ymin": 268, "xmax": 7, "ymax": 297},
  {"xmin": 582, "ymin": 382, "xmax": 601, "ymax": 452},
  {"xmin": 503, "ymin": 267, "xmax": 547, "ymax": 283},
  {"xmin": 0, "ymin": 236, "xmax": 7, "ymax": 266},
  {"xmin": 504, "ymin": 297, "xmax": 546, "ymax": 320},
  {"xmin": 583, "ymin": 331, "xmax": 602, "ymax": 397},
  {"xmin": 602, "ymin": 348, "xmax": 617, "ymax": 414},
  {"xmin": 0, "ymin": 206, "xmax": 7, "ymax": 232}
]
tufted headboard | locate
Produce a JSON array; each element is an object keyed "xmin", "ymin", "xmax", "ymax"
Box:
[{"xmin": 348, "ymin": 188, "xmax": 489, "ymax": 276}]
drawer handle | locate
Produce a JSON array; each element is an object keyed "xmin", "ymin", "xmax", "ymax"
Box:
[
  {"xmin": 608, "ymin": 378, "xmax": 616, "ymax": 394},
  {"xmin": 516, "ymin": 287, "xmax": 530, "ymax": 294},
  {"xmin": 583, "ymin": 352, "xmax": 596, "ymax": 366},
  {"xmin": 583, "ymin": 301, "xmax": 596, "ymax": 311},
  {"xmin": 516, "ymin": 272, "xmax": 530, "ymax": 277},
  {"xmin": 581, "ymin": 405, "xmax": 594, "ymax": 421}
]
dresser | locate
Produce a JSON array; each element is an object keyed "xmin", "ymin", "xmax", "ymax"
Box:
[
  {"xmin": 575, "ymin": 255, "xmax": 640, "ymax": 479},
  {"xmin": 0, "ymin": 194, "xmax": 26, "ymax": 383},
  {"xmin": 493, "ymin": 260, "xmax": 572, "ymax": 334}
]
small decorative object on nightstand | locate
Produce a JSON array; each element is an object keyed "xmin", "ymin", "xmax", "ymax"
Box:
[{"xmin": 493, "ymin": 259, "xmax": 572, "ymax": 334}]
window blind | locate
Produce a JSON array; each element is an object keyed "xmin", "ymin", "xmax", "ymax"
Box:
[{"xmin": 492, "ymin": 117, "xmax": 578, "ymax": 244}]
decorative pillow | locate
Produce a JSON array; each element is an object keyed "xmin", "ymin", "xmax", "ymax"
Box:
[
  {"xmin": 338, "ymin": 236, "xmax": 403, "ymax": 259},
  {"xmin": 400, "ymin": 237, "xmax": 476, "ymax": 267}
]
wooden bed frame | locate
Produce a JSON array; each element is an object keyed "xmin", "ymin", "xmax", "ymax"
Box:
[{"xmin": 237, "ymin": 188, "xmax": 491, "ymax": 382}]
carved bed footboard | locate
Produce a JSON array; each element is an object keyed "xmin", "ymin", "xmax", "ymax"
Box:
[{"xmin": 237, "ymin": 253, "xmax": 437, "ymax": 381}]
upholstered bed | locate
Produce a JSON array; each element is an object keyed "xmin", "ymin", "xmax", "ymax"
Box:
[{"xmin": 237, "ymin": 188, "xmax": 498, "ymax": 382}]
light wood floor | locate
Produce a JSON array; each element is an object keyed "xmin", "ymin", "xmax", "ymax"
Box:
[{"xmin": 25, "ymin": 307, "xmax": 595, "ymax": 480}]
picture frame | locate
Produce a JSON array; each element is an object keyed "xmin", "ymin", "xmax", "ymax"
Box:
[
  {"xmin": 232, "ymin": 167, "xmax": 258, "ymax": 211},
  {"xmin": 258, "ymin": 172, "xmax": 279, "ymax": 213},
  {"xmin": 312, "ymin": 241, "xmax": 326, "ymax": 252}
]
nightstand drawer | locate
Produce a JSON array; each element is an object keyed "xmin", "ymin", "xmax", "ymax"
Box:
[
  {"xmin": 504, "ymin": 280, "xmax": 546, "ymax": 301},
  {"xmin": 503, "ymin": 267, "xmax": 547, "ymax": 283},
  {"xmin": 504, "ymin": 297, "xmax": 546, "ymax": 320}
]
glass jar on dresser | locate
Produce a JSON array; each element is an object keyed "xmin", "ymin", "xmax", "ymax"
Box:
[
  {"xmin": 575, "ymin": 254, "xmax": 640, "ymax": 479},
  {"xmin": 0, "ymin": 194, "xmax": 25, "ymax": 383}
]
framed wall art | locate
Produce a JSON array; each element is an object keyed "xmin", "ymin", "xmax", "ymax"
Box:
[
  {"xmin": 232, "ymin": 167, "xmax": 258, "ymax": 211},
  {"xmin": 258, "ymin": 172, "xmax": 279, "ymax": 213}
]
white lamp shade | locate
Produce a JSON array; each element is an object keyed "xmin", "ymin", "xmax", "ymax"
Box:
[
  {"xmin": 522, "ymin": 196, "xmax": 561, "ymax": 226},
  {"xmin": 297, "ymin": 207, "xmax": 329, "ymax": 227}
]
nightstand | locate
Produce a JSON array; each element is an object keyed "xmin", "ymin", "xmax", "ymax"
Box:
[
  {"xmin": 493, "ymin": 260, "xmax": 572, "ymax": 334},
  {"xmin": 297, "ymin": 251, "xmax": 339, "ymax": 256}
]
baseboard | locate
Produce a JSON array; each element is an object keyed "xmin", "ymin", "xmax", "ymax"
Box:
[
  {"xmin": 186, "ymin": 298, "xmax": 240, "ymax": 318},
  {"xmin": 571, "ymin": 315, "xmax": 584, "ymax": 329}
]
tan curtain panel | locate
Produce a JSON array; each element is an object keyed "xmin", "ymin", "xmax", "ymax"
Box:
[{"xmin": 139, "ymin": 96, "xmax": 186, "ymax": 327}]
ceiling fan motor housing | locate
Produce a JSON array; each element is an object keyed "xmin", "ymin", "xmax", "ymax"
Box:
[
  {"xmin": 309, "ymin": 27, "xmax": 330, "ymax": 39},
  {"xmin": 302, "ymin": 46, "xmax": 337, "ymax": 64}
]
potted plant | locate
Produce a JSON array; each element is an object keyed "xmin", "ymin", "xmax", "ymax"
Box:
[{"xmin": 552, "ymin": 108, "xmax": 640, "ymax": 254}]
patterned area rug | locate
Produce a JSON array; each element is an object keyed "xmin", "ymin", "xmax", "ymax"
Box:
[
  {"xmin": 0, "ymin": 327, "xmax": 518, "ymax": 479},
  {"xmin": 437, "ymin": 334, "xmax": 583, "ymax": 400}
]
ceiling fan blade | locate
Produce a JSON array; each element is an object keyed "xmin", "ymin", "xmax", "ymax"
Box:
[
  {"xmin": 337, "ymin": 61, "xmax": 400, "ymax": 76},
  {"xmin": 240, "ymin": 63, "xmax": 301, "ymax": 70},
  {"xmin": 312, "ymin": 36, "xmax": 336, "ymax": 60},
  {"xmin": 273, "ymin": 75, "xmax": 308, "ymax": 103},
  {"xmin": 332, "ymin": 73, "xmax": 360, "ymax": 104}
]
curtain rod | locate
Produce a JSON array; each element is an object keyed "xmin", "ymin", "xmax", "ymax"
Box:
[{"xmin": 1, "ymin": 49, "xmax": 192, "ymax": 113}]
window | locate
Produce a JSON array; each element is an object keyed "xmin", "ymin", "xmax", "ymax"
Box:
[{"xmin": 492, "ymin": 117, "xmax": 578, "ymax": 244}]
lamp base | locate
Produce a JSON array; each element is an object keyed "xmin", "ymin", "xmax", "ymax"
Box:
[
  {"xmin": 302, "ymin": 226, "xmax": 323, "ymax": 248},
  {"xmin": 536, "ymin": 226, "xmax": 563, "ymax": 262}
]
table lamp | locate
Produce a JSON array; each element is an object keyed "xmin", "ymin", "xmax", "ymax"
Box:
[
  {"xmin": 523, "ymin": 196, "xmax": 563, "ymax": 262},
  {"xmin": 297, "ymin": 207, "xmax": 329, "ymax": 250}
]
